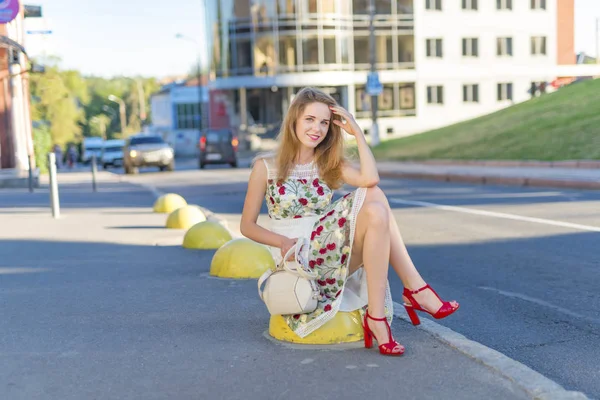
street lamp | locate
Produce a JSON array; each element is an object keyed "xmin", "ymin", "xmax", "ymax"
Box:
[
  {"xmin": 108, "ymin": 94, "xmax": 126, "ymax": 136},
  {"xmin": 175, "ymin": 33, "xmax": 203, "ymax": 138}
]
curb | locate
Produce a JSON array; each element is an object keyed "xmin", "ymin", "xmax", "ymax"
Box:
[
  {"xmin": 378, "ymin": 171, "xmax": 600, "ymax": 191},
  {"xmin": 392, "ymin": 302, "xmax": 589, "ymax": 400},
  {"xmin": 394, "ymin": 160, "xmax": 600, "ymax": 169}
]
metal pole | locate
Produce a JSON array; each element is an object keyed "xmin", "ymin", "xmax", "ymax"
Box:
[
  {"xmin": 47, "ymin": 152, "xmax": 60, "ymax": 219},
  {"xmin": 28, "ymin": 153, "xmax": 34, "ymax": 192},
  {"xmin": 136, "ymin": 79, "xmax": 146, "ymax": 122},
  {"xmin": 91, "ymin": 153, "xmax": 98, "ymax": 192},
  {"xmin": 197, "ymin": 60, "xmax": 203, "ymax": 140},
  {"xmin": 368, "ymin": 0, "xmax": 380, "ymax": 146},
  {"xmin": 119, "ymin": 100, "xmax": 126, "ymax": 135}
]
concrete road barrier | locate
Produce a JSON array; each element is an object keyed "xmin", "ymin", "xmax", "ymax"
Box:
[
  {"xmin": 166, "ymin": 205, "xmax": 206, "ymax": 229},
  {"xmin": 210, "ymin": 238, "xmax": 274, "ymax": 279},
  {"xmin": 153, "ymin": 193, "xmax": 187, "ymax": 214},
  {"xmin": 183, "ymin": 221, "xmax": 232, "ymax": 250},
  {"xmin": 269, "ymin": 310, "xmax": 364, "ymax": 344}
]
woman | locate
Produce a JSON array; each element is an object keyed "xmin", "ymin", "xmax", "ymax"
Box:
[{"xmin": 241, "ymin": 88, "xmax": 459, "ymax": 356}]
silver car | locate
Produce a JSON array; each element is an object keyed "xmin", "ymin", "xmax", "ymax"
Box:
[{"xmin": 123, "ymin": 135, "xmax": 175, "ymax": 174}]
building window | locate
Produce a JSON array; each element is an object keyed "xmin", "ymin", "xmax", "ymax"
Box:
[
  {"xmin": 497, "ymin": 83, "xmax": 513, "ymax": 101},
  {"xmin": 426, "ymin": 0, "xmax": 442, "ymax": 11},
  {"xmin": 462, "ymin": 38, "xmax": 478, "ymax": 57},
  {"xmin": 426, "ymin": 39, "xmax": 443, "ymax": 58},
  {"xmin": 462, "ymin": 0, "xmax": 478, "ymax": 10},
  {"xmin": 176, "ymin": 103, "xmax": 200, "ymax": 129},
  {"xmin": 355, "ymin": 83, "xmax": 416, "ymax": 118},
  {"xmin": 279, "ymin": 36, "xmax": 297, "ymax": 70},
  {"xmin": 496, "ymin": 0, "xmax": 512, "ymax": 10},
  {"xmin": 531, "ymin": 0, "xmax": 546, "ymax": 9},
  {"xmin": 323, "ymin": 37, "xmax": 337, "ymax": 64},
  {"xmin": 427, "ymin": 86, "xmax": 444, "ymax": 104},
  {"xmin": 354, "ymin": 36, "xmax": 370, "ymax": 65},
  {"xmin": 463, "ymin": 84, "xmax": 479, "ymax": 103},
  {"xmin": 531, "ymin": 36, "xmax": 547, "ymax": 55},
  {"xmin": 497, "ymin": 37, "xmax": 513, "ymax": 56},
  {"xmin": 302, "ymin": 37, "xmax": 319, "ymax": 65}
]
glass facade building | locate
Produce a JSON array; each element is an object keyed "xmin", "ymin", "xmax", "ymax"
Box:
[{"xmin": 204, "ymin": 0, "xmax": 416, "ymax": 136}]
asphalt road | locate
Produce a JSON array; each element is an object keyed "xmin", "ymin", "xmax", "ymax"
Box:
[{"xmin": 124, "ymin": 164, "xmax": 600, "ymax": 399}]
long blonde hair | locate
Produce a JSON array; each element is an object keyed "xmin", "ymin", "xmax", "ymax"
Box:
[{"xmin": 274, "ymin": 87, "xmax": 346, "ymax": 189}]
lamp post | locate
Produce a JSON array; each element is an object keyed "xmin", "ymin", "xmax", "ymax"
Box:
[
  {"xmin": 368, "ymin": 0, "xmax": 380, "ymax": 147},
  {"xmin": 175, "ymin": 33, "xmax": 203, "ymax": 138},
  {"xmin": 108, "ymin": 94, "xmax": 126, "ymax": 136}
]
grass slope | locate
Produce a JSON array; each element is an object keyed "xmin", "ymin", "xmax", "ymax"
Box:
[{"xmin": 372, "ymin": 78, "xmax": 600, "ymax": 161}]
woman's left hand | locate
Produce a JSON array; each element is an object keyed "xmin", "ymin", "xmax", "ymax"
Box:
[{"xmin": 330, "ymin": 105, "xmax": 363, "ymax": 137}]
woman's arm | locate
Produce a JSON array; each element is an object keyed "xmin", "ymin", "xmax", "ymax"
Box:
[
  {"xmin": 330, "ymin": 105, "xmax": 380, "ymax": 188},
  {"xmin": 240, "ymin": 160, "xmax": 297, "ymax": 257}
]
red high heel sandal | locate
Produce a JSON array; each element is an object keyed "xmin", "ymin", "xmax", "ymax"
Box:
[
  {"xmin": 403, "ymin": 284, "xmax": 459, "ymax": 326},
  {"xmin": 362, "ymin": 310, "xmax": 405, "ymax": 356}
]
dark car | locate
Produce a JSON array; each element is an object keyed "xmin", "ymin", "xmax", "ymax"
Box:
[
  {"xmin": 123, "ymin": 135, "xmax": 175, "ymax": 174},
  {"xmin": 198, "ymin": 129, "xmax": 238, "ymax": 169}
]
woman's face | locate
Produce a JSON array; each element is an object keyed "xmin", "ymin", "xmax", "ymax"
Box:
[{"xmin": 294, "ymin": 102, "xmax": 331, "ymax": 149}]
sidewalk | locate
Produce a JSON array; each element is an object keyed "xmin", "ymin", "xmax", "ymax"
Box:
[
  {"xmin": 0, "ymin": 173, "xmax": 588, "ymax": 399},
  {"xmin": 376, "ymin": 161, "xmax": 600, "ymax": 190}
]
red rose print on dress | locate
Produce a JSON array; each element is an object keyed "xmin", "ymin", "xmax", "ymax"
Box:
[
  {"xmin": 326, "ymin": 278, "xmax": 336, "ymax": 285},
  {"xmin": 317, "ymin": 279, "xmax": 327, "ymax": 286},
  {"xmin": 269, "ymin": 197, "xmax": 275, "ymax": 204},
  {"xmin": 278, "ymin": 186, "xmax": 286, "ymax": 195},
  {"xmin": 309, "ymin": 260, "xmax": 316, "ymax": 268},
  {"xmin": 311, "ymin": 231, "xmax": 316, "ymax": 240},
  {"xmin": 327, "ymin": 243, "xmax": 336, "ymax": 251},
  {"xmin": 338, "ymin": 217, "xmax": 347, "ymax": 228},
  {"xmin": 324, "ymin": 304, "xmax": 332, "ymax": 312},
  {"xmin": 316, "ymin": 226, "xmax": 324, "ymax": 234},
  {"xmin": 319, "ymin": 248, "xmax": 327, "ymax": 255},
  {"xmin": 341, "ymin": 254, "xmax": 347, "ymax": 264},
  {"xmin": 312, "ymin": 178, "xmax": 320, "ymax": 187},
  {"xmin": 316, "ymin": 258, "xmax": 324, "ymax": 265},
  {"xmin": 299, "ymin": 198, "xmax": 308, "ymax": 206},
  {"xmin": 317, "ymin": 187, "xmax": 325, "ymax": 196},
  {"xmin": 293, "ymin": 215, "xmax": 302, "ymax": 219}
]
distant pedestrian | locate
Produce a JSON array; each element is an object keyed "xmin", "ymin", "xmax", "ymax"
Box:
[
  {"xmin": 243, "ymin": 87, "xmax": 459, "ymax": 356},
  {"xmin": 53, "ymin": 144, "xmax": 63, "ymax": 169},
  {"xmin": 530, "ymin": 82, "xmax": 538, "ymax": 98},
  {"xmin": 67, "ymin": 144, "xmax": 78, "ymax": 169}
]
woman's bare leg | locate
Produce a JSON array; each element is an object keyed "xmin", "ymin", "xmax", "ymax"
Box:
[
  {"xmin": 351, "ymin": 189, "xmax": 402, "ymax": 351},
  {"xmin": 362, "ymin": 187, "xmax": 458, "ymax": 312}
]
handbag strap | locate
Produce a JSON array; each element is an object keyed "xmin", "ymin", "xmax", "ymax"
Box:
[
  {"xmin": 257, "ymin": 268, "xmax": 273, "ymax": 301},
  {"xmin": 281, "ymin": 239, "xmax": 318, "ymax": 280}
]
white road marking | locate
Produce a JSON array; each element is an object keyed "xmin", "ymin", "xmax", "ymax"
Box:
[
  {"xmin": 388, "ymin": 198, "xmax": 600, "ymax": 232},
  {"xmin": 479, "ymin": 286, "xmax": 600, "ymax": 326},
  {"xmin": 300, "ymin": 358, "xmax": 314, "ymax": 365}
]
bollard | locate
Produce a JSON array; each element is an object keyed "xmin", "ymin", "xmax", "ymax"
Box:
[
  {"xmin": 28, "ymin": 153, "xmax": 34, "ymax": 193},
  {"xmin": 47, "ymin": 152, "xmax": 60, "ymax": 219},
  {"xmin": 91, "ymin": 153, "xmax": 98, "ymax": 192}
]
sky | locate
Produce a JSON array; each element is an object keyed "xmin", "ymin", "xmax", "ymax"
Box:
[{"xmin": 22, "ymin": 0, "xmax": 600, "ymax": 78}]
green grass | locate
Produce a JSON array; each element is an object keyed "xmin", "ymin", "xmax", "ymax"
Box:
[{"xmin": 372, "ymin": 78, "xmax": 600, "ymax": 161}]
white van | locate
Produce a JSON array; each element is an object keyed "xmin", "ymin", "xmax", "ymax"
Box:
[
  {"xmin": 100, "ymin": 139, "xmax": 125, "ymax": 169},
  {"xmin": 82, "ymin": 137, "xmax": 105, "ymax": 164}
]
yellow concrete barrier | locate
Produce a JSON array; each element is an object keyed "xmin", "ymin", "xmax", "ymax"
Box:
[
  {"xmin": 269, "ymin": 310, "xmax": 364, "ymax": 344},
  {"xmin": 183, "ymin": 221, "xmax": 232, "ymax": 250},
  {"xmin": 166, "ymin": 205, "xmax": 206, "ymax": 229},
  {"xmin": 210, "ymin": 238, "xmax": 275, "ymax": 279},
  {"xmin": 153, "ymin": 193, "xmax": 187, "ymax": 214}
]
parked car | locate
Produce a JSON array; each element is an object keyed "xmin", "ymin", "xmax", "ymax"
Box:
[
  {"xmin": 198, "ymin": 129, "xmax": 239, "ymax": 169},
  {"xmin": 123, "ymin": 135, "xmax": 174, "ymax": 174},
  {"xmin": 100, "ymin": 139, "xmax": 125, "ymax": 169},
  {"xmin": 82, "ymin": 137, "xmax": 104, "ymax": 164}
]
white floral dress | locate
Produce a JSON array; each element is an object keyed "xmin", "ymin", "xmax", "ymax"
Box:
[{"xmin": 262, "ymin": 158, "xmax": 394, "ymax": 338}]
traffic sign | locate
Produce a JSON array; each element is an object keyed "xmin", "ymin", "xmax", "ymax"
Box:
[
  {"xmin": 0, "ymin": 0, "xmax": 20, "ymax": 24},
  {"xmin": 366, "ymin": 72, "xmax": 382, "ymax": 96}
]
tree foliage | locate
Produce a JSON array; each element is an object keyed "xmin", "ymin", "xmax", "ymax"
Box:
[{"xmin": 29, "ymin": 59, "xmax": 161, "ymax": 145}]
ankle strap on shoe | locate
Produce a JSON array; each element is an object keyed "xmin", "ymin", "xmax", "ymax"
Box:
[
  {"xmin": 405, "ymin": 284, "xmax": 431, "ymax": 295},
  {"xmin": 366, "ymin": 310, "xmax": 387, "ymax": 321}
]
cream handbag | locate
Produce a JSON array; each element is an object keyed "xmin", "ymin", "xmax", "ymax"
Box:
[{"xmin": 258, "ymin": 238, "xmax": 319, "ymax": 316}]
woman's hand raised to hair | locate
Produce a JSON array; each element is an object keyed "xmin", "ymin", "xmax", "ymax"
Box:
[{"xmin": 330, "ymin": 105, "xmax": 363, "ymax": 138}]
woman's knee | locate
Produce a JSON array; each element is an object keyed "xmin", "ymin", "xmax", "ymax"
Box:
[
  {"xmin": 365, "ymin": 186, "xmax": 388, "ymax": 205},
  {"xmin": 362, "ymin": 201, "xmax": 389, "ymax": 226}
]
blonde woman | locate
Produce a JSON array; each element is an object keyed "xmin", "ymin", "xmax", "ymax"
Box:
[{"xmin": 241, "ymin": 87, "xmax": 459, "ymax": 356}]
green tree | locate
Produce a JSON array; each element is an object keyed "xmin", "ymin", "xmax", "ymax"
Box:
[{"xmin": 29, "ymin": 60, "xmax": 89, "ymax": 146}]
